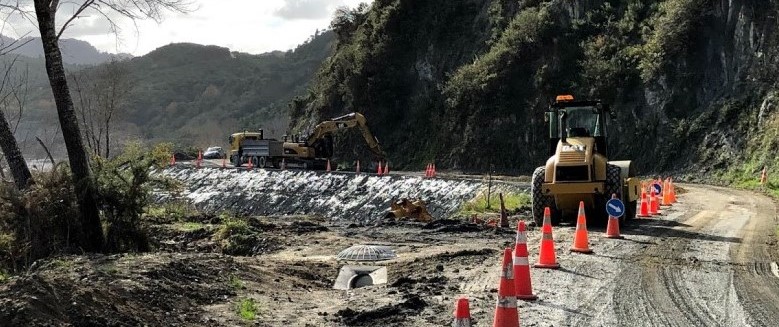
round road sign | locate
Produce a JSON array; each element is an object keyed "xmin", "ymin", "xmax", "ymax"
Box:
[
  {"xmin": 606, "ymin": 198, "xmax": 625, "ymax": 218},
  {"xmin": 652, "ymin": 182, "xmax": 662, "ymax": 195}
]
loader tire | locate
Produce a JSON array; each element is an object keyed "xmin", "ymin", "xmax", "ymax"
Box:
[{"xmin": 531, "ymin": 167, "xmax": 556, "ymax": 226}]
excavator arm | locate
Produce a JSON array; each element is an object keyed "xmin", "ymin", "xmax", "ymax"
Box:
[{"xmin": 305, "ymin": 112, "xmax": 385, "ymax": 159}]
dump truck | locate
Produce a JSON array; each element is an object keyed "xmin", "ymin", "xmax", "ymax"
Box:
[
  {"xmin": 229, "ymin": 112, "xmax": 384, "ymax": 169},
  {"xmin": 531, "ymin": 95, "xmax": 640, "ymax": 225}
]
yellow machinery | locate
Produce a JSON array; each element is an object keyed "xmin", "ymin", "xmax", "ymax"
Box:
[
  {"xmin": 531, "ymin": 95, "xmax": 640, "ymax": 225},
  {"xmin": 228, "ymin": 112, "xmax": 384, "ymax": 169},
  {"xmin": 383, "ymin": 198, "xmax": 433, "ymax": 223}
]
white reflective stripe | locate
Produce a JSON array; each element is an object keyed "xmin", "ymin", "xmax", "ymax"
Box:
[
  {"xmin": 513, "ymin": 256, "xmax": 529, "ymax": 266},
  {"xmin": 496, "ymin": 296, "xmax": 518, "ymax": 308},
  {"xmin": 501, "ymin": 264, "xmax": 514, "ymax": 279},
  {"xmin": 452, "ymin": 318, "xmax": 472, "ymax": 327},
  {"xmin": 515, "ymin": 233, "xmax": 527, "ymax": 244}
]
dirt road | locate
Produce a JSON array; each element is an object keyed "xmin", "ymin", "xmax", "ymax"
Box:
[{"xmin": 1, "ymin": 183, "xmax": 777, "ymax": 326}]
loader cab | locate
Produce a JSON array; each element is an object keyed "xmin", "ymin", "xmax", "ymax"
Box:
[{"xmin": 546, "ymin": 95, "xmax": 611, "ymax": 157}]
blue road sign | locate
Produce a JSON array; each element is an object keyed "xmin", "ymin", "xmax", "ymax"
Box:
[
  {"xmin": 652, "ymin": 182, "xmax": 662, "ymax": 195},
  {"xmin": 606, "ymin": 198, "xmax": 625, "ymax": 218}
]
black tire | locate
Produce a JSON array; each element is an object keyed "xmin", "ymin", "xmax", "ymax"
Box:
[
  {"xmin": 233, "ymin": 155, "xmax": 241, "ymax": 168},
  {"xmin": 531, "ymin": 167, "xmax": 555, "ymax": 226},
  {"xmin": 259, "ymin": 157, "xmax": 267, "ymax": 168}
]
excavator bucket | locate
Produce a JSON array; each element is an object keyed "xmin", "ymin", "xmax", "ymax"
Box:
[{"xmin": 383, "ymin": 198, "xmax": 433, "ymax": 223}]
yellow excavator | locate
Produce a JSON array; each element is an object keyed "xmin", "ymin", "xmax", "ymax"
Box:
[{"xmin": 229, "ymin": 112, "xmax": 384, "ymax": 169}]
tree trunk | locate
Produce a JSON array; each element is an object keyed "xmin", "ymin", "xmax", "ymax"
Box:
[
  {"xmin": 0, "ymin": 109, "xmax": 32, "ymax": 189},
  {"xmin": 34, "ymin": 2, "xmax": 104, "ymax": 251}
]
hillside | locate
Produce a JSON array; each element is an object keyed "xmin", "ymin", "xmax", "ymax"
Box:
[
  {"xmin": 290, "ymin": 0, "xmax": 779, "ymax": 178},
  {"xmin": 0, "ymin": 35, "xmax": 131, "ymax": 65},
  {"xmin": 3, "ymin": 31, "xmax": 334, "ymax": 156}
]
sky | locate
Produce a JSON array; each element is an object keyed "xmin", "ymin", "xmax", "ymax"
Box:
[{"xmin": 1, "ymin": 0, "xmax": 367, "ymax": 56}]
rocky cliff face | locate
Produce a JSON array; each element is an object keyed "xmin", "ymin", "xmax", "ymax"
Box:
[{"xmin": 290, "ymin": 0, "xmax": 779, "ymax": 176}]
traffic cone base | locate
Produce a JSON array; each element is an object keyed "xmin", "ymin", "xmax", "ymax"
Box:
[
  {"xmin": 533, "ymin": 262, "xmax": 561, "ymax": 269},
  {"xmin": 326, "ymin": 159, "xmax": 331, "ymax": 172}
]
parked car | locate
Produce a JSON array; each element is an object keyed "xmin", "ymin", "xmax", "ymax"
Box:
[{"xmin": 203, "ymin": 146, "xmax": 225, "ymax": 159}]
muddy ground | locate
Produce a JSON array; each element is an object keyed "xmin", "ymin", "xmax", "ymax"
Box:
[{"xmin": 1, "ymin": 184, "xmax": 778, "ymax": 326}]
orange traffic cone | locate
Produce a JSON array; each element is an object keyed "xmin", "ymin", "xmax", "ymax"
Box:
[
  {"xmin": 649, "ymin": 189, "xmax": 660, "ymax": 216},
  {"xmin": 493, "ymin": 248, "xmax": 519, "ymax": 327},
  {"xmin": 356, "ymin": 160, "xmax": 360, "ymax": 174},
  {"xmin": 221, "ymin": 156, "xmax": 226, "ymax": 168},
  {"xmin": 432, "ymin": 163, "xmax": 437, "ymax": 177},
  {"xmin": 170, "ymin": 154, "xmax": 176, "ymax": 167},
  {"xmin": 383, "ymin": 162, "xmax": 389, "ymax": 175},
  {"xmin": 605, "ymin": 194, "xmax": 624, "ymax": 239},
  {"xmin": 661, "ymin": 179, "xmax": 671, "ymax": 206},
  {"xmin": 247, "ymin": 157, "xmax": 253, "ymax": 170},
  {"xmin": 513, "ymin": 221, "xmax": 537, "ymax": 301},
  {"xmin": 453, "ymin": 297, "xmax": 472, "ymax": 327},
  {"xmin": 326, "ymin": 159, "xmax": 331, "ymax": 172},
  {"xmin": 425, "ymin": 163, "xmax": 431, "ymax": 178},
  {"xmin": 196, "ymin": 150, "xmax": 202, "ymax": 168},
  {"xmin": 637, "ymin": 191, "xmax": 651, "ymax": 218},
  {"xmin": 377, "ymin": 161, "xmax": 383, "ymax": 176},
  {"xmin": 570, "ymin": 201, "xmax": 593, "ymax": 254},
  {"xmin": 534, "ymin": 207, "xmax": 560, "ymax": 269}
]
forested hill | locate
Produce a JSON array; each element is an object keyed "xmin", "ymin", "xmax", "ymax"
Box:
[
  {"xmin": 120, "ymin": 30, "xmax": 335, "ymax": 146},
  {"xmin": 290, "ymin": 0, "xmax": 779, "ymax": 178}
]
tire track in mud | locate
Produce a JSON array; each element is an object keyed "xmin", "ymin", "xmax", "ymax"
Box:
[
  {"xmin": 730, "ymin": 192, "xmax": 779, "ymax": 326},
  {"xmin": 610, "ymin": 188, "xmax": 728, "ymax": 327}
]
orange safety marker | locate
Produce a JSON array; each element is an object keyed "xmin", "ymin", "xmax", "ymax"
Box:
[
  {"xmin": 170, "ymin": 154, "xmax": 176, "ymax": 167},
  {"xmin": 605, "ymin": 194, "xmax": 624, "ymax": 239},
  {"xmin": 637, "ymin": 191, "xmax": 651, "ymax": 218},
  {"xmin": 221, "ymin": 156, "xmax": 226, "ymax": 168},
  {"xmin": 377, "ymin": 161, "xmax": 383, "ymax": 176},
  {"xmin": 534, "ymin": 207, "xmax": 560, "ymax": 269},
  {"xmin": 383, "ymin": 161, "xmax": 389, "ymax": 175},
  {"xmin": 649, "ymin": 189, "xmax": 660, "ymax": 216},
  {"xmin": 326, "ymin": 159, "xmax": 332, "ymax": 173},
  {"xmin": 281, "ymin": 158, "xmax": 287, "ymax": 170},
  {"xmin": 453, "ymin": 297, "xmax": 472, "ymax": 327},
  {"xmin": 247, "ymin": 157, "xmax": 253, "ymax": 170},
  {"xmin": 424, "ymin": 163, "xmax": 430, "ymax": 178},
  {"xmin": 196, "ymin": 150, "xmax": 202, "ymax": 168},
  {"xmin": 493, "ymin": 248, "xmax": 519, "ymax": 327},
  {"xmin": 761, "ymin": 166, "xmax": 767, "ymax": 185},
  {"xmin": 432, "ymin": 163, "xmax": 437, "ymax": 177},
  {"xmin": 570, "ymin": 201, "xmax": 593, "ymax": 254},
  {"xmin": 355, "ymin": 160, "xmax": 360, "ymax": 174},
  {"xmin": 661, "ymin": 178, "xmax": 671, "ymax": 206},
  {"xmin": 513, "ymin": 221, "xmax": 537, "ymax": 301}
]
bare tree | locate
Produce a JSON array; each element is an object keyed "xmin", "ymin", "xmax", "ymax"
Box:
[
  {"xmin": 0, "ymin": 40, "xmax": 33, "ymax": 189},
  {"xmin": 1, "ymin": 0, "xmax": 191, "ymax": 251},
  {"xmin": 71, "ymin": 58, "xmax": 131, "ymax": 158}
]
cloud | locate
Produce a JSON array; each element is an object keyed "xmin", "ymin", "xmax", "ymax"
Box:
[{"xmin": 274, "ymin": 0, "xmax": 344, "ymax": 20}]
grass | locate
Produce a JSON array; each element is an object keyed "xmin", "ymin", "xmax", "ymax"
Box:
[
  {"xmin": 228, "ymin": 274, "xmax": 244, "ymax": 290},
  {"xmin": 237, "ymin": 297, "xmax": 258, "ymax": 321},
  {"xmin": 175, "ymin": 222, "xmax": 208, "ymax": 232},
  {"xmin": 144, "ymin": 201, "xmax": 199, "ymax": 222},
  {"xmin": 0, "ymin": 270, "xmax": 8, "ymax": 284},
  {"xmin": 214, "ymin": 218, "xmax": 250, "ymax": 241},
  {"xmin": 459, "ymin": 192, "xmax": 530, "ymax": 215}
]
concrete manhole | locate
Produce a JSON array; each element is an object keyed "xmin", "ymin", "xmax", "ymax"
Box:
[
  {"xmin": 333, "ymin": 265, "xmax": 388, "ymax": 290},
  {"xmin": 336, "ymin": 244, "xmax": 396, "ymax": 262}
]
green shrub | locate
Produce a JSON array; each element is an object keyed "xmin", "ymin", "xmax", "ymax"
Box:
[
  {"xmin": 459, "ymin": 192, "xmax": 530, "ymax": 215},
  {"xmin": 237, "ymin": 297, "xmax": 258, "ymax": 321}
]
